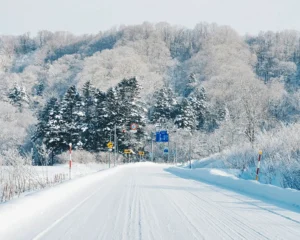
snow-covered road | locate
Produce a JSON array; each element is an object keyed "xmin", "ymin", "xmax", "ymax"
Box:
[{"xmin": 1, "ymin": 163, "xmax": 300, "ymax": 239}]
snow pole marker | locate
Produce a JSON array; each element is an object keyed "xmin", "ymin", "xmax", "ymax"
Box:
[
  {"xmin": 69, "ymin": 143, "xmax": 72, "ymax": 180},
  {"xmin": 255, "ymin": 150, "xmax": 262, "ymax": 181}
]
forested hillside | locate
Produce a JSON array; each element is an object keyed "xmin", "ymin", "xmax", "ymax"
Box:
[{"xmin": 1, "ymin": 22, "xmax": 300, "ymax": 189}]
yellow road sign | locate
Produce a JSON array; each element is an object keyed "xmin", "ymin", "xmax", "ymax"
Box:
[
  {"xmin": 138, "ymin": 151, "xmax": 144, "ymax": 156},
  {"xmin": 124, "ymin": 149, "xmax": 131, "ymax": 154},
  {"xmin": 107, "ymin": 141, "xmax": 113, "ymax": 149}
]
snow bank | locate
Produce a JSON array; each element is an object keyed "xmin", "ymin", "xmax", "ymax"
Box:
[
  {"xmin": 166, "ymin": 167, "xmax": 300, "ymax": 208},
  {"xmin": 0, "ymin": 166, "xmax": 121, "ymax": 234},
  {"xmin": 0, "ymin": 162, "xmax": 110, "ymax": 202}
]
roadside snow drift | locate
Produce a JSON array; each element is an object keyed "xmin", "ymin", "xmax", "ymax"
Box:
[{"xmin": 166, "ymin": 167, "xmax": 300, "ymax": 208}]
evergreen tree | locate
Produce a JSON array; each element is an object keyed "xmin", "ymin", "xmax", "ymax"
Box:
[
  {"xmin": 104, "ymin": 87, "xmax": 119, "ymax": 149},
  {"xmin": 60, "ymin": 85, "xmax": 83, "ymax": 150},
  {"xmin": 81, "ymin": 81, "xmax": 96, "ymax": 151},
  {"xmin": 107, "ymin": 77, "xmax": 147, "ymax": 153},
  {"xmin": 151, "ymin": 87, "xmax": 177, "ymax": 123},
  {"xmin": 33, "ymin": 97, "xmax": 63, "ymax": 165},
  {"xmin": 120, "ymin": 78, "xmax": 147, "ymax": 152},
  {"xmin": 174, "ymin": 98, "xmax": 197, "ymax": 130},
  {"xmin": 8, "ymin": 83, "xmax": 29, "ymax": 110},
  {"xmin": 43, "ymin": 98, "xmax": 64, "ymax": 164},
  {"xmin": 189, "ymin": 87, "xmax": 207, "ymax": 130},
  {"xmin": 183, "ymin": 73, "xmax": 197, "ymax": 97},
  {"xmin": 93, "ymin": 90, "xmax": 109, "ymax": 151}
]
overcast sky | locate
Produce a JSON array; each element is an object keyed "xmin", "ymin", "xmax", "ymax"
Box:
[{"xmin": 0, "ymin": 0, "xmax": 299, "ymax": 36}]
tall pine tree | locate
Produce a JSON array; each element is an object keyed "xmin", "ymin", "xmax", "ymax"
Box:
[
  {"xmin": 60, "ymin": 85, "xmax": 83, "ymax": 150},
  {"xmin": 151, "ymin": 87, "xmax": 177, "ymax": 123},
  {"xmin": 8, "ymin": 83, "xmax": 29, "ymax": 111},
  {"xmin": 174, "ymin": 98, "xmax": 197, "ymax": 130},
  {"xmin": 189, "ymin": 86, "xmax": 207, "ymax": 130},
  {"xmin": 93, "ymin": 90, "xmax": 110, "ymax": 151},
  {"xmin": 33, "ymin": 97, "xmax": 63, "ymax": 165},
  {"xmin": 81, "ymin": 81, "xmax": 96, "ymax": 151}
]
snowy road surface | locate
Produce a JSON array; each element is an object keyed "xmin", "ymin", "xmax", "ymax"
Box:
[{"xmin": 1, "ymin": 163, "xmax": 300, "ymax": 239}]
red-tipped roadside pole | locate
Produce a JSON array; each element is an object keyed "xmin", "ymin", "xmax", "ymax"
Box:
[
  {"xmin": 69, "ymin": 143, "xmax": 72, "ymax": 180},
  {"xmin": 255, "ymin": 150, "xmax": 262, "ymax": 181}
]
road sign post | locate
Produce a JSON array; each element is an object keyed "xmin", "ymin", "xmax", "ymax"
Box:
[
  {"xmin": 107, "ymin": 140, "xmax": 114, "ymax": 168},
  {"xmin": 256, "ymin": 150, "xmax": 263, "ymax": 180},
  {"xmin": 69, "ymin": 143, "xmax": 72, "ymax": 179},
  {"xmin": 168, "ymin": 133, "xmax": 170, "ymax": 163},
  {"xmin": 151, "ymin": 132, "xmax": 154, "ymax": 162},
  {"xmin": 138, "ymin": 151, "xmax": 144, "ymax": 162},
  {"xmin": 114, "ymin": 124, "xmax": 116, "ymax": 167},
  {"xmin": 130, "ymin": 123, "xmax": 138, "ymax": 133}
]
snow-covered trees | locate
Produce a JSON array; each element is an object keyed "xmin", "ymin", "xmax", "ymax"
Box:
[
  {"xmin": 151, "ymin": 87, "xmax": 177, "ymax": 123},
  {"xmin": 60, "ymin": 85, "xmax": 83, "ymax": 149},
  {"xmin": 1, "ymin": 22, "xmax": 300, "ymax": 189},
  {"xmin": 174, "ymin": 98, "xmax": 197, "ymax": 130},
  {"xmin": 32, "ymin": 78, "xmax": 147, "ymax": 159},
  {"xmin": 8, "ymin": 82, "xmax": 30, "ymax": 111},
  {"xmin": 105, "ymin": 77, "xmax": 147, "ymax": 152},
  {"xmin": 81, "ymin": 81, "xmax": 96, "ymax": 151}
]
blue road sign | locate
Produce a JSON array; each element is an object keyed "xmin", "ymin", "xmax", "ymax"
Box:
[
  {"xmin": 155, "ymin": 130, "xmax": 169, "ymax": 142},
  {"xmin": 156, "ymin": 132, "xmax": 161, "ymax": 142}
]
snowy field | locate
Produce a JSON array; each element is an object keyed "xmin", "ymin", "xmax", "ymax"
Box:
[
  {"xmin": 0, "ymin": 162, "xmax": 111, "ymax": 202},
  {"xmin": 0, "ymin": 162, "xmax": 299, "ymax": 239}
]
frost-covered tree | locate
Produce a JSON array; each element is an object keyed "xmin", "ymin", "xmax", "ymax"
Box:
[
  {"xmin": 188, "ymin": 86, "xmax": 207, "ymax": 130},
  {"xmin": 43, "ymin": 99, "xmax": 64, "ymax": 164},
  {"xmin": 8, "ymin": 83, "xmax": 30, "ymax": 111},
  {"xmin": 93, "ymin": 90, "xmax": 109, "ymax": 151},
  {"xmin": 151, "ymin": 86, "xmax": 177, "ymax": 123},
  {"xmin": 60, "ymin": 85, "xmax": 83, "ymax": 150},
  {"xmin": 174, "ymin": 98, "xmax": 197, "ymax": 130},
  {"xmin": 81, "ymin": 81, "xmax": 96, "ymax": 151},
  {"xmin": 32, "ymin": 97, "xmax": 63, "ymax": 164}
]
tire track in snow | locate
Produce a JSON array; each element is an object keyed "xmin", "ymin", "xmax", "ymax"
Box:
[
  {"xmin": 160, "ymin": 189, "xmax": 205, "ymax": 240},
  {"xmin": 184, "ymin": 190, "xmax": 266, "ymax": 239},
  {"xmin": 188, "ymin": 182, "xmax": 299, "ymax": 239},
  {"xmin": 32, "ymin": 182, "xmax": 107, "ymax": 240}
]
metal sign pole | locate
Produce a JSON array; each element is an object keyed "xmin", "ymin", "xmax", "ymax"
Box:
[
  {"xmin": 151, "ymin": 132, "xmax": 154, "ymax": 162},
  {"xmin": 114, "ymin": 124, "xmax": 116, "ymax": 167},
  {"xmin": 69, "ymin": 143, "xmax": 72, "ymax": 179},
  {"xmin": 168, "ymin": 132, "xmax": 170, "ymax": 163},
  {"xmin": 109, "ymin": 131, "xmax": 111, "ymax": 168}
]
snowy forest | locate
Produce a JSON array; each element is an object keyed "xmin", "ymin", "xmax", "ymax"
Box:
[{"xmin": 1, "ymin": 22, "xmax": 300, "ymax": 190}]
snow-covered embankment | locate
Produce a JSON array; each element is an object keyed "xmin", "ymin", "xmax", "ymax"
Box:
[{"xmin": 166, "ymin": 167, "xmax": 300, "ymax": 208}]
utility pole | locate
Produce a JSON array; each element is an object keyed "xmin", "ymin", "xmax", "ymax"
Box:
[
  {"xmin": 109, "ymin": 131, "xmax": 111, "ymax": 168},
  {"xmin": 256, "ymin": 150, "xmax": 263, "ymax": 180},
  {"xmin": 174, "ymin": 142, "xmax": 177, "ymax": 164},
  {"xmin": 189, "ymin": 131, "xmax": 192, "ymax": 169},
  {"xmin": 189, "ymin": 139, "xmax": 191, "ymax": 169},
  {"xmin": 151, "ymin": 132, "xmax": 154, "ymax": 162},
  {"xmin": 114, "ymin": 124, "xmax": 117, "ymax": 167},
  {"xmin": 69, "ymin": 143, "xmax": 72, "ymax": 179},
  {"xmin": 167, "ymin": 130, "xmax": 170, "ymax": 163}
]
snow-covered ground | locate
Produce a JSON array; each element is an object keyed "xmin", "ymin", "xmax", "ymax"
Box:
[
  {"xmin": 186, "ymin": 151, "xmax": 300, "ymax": 191},
  {"xmin": 34, "ymin": 162, "xmax": 110, "ymax": 179},
  {"xmin": 0, "ymin": 162, "xmax": 111, "ymax": 202},
  {"xmin": 0, "ymin": 162, "xmax": 299, "ymax": 239},
  {"xmin": 166, "ymin": 167, "xmax": 300, "ymax": 209},
  {"xmin": 181, "ymin": 156, "xmax": 298, "ymax": 190}
]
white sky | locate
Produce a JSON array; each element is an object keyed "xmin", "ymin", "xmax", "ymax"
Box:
[{"xmin": 0, "ymin": 0, "xmax": 299, "ymax": 36}]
